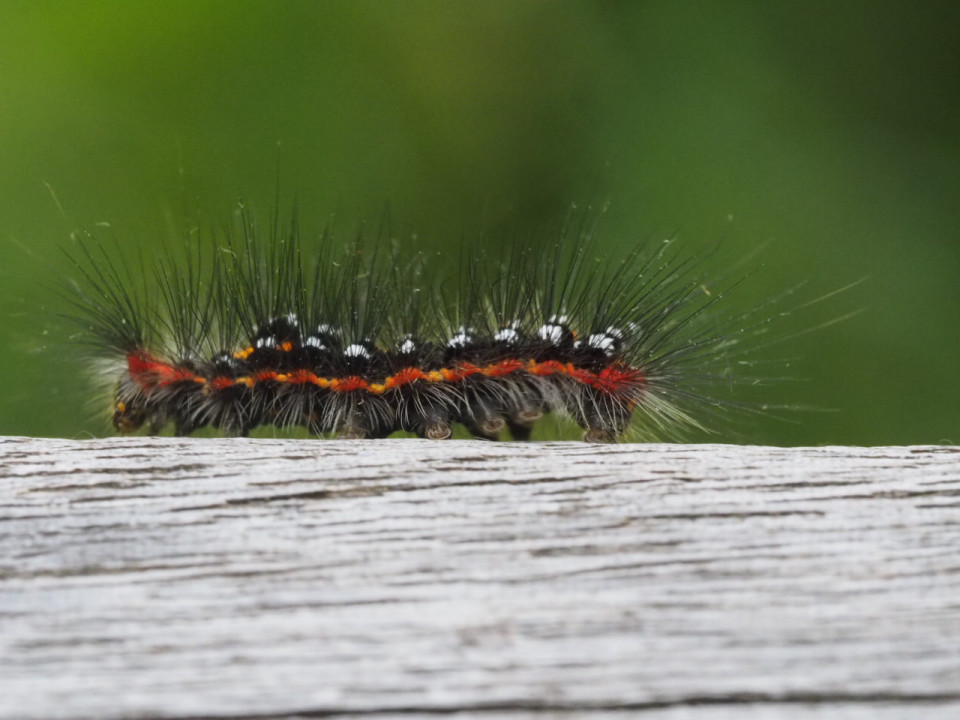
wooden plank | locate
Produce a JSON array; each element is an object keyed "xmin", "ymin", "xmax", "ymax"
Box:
[{"xmin": 1, "ymin": 436, "xmax": 959, "ymax": 720}]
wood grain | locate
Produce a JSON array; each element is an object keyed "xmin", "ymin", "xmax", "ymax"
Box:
[{"xmin": 2, "ymin": 436, "xmax": 959, "ymax": 720}]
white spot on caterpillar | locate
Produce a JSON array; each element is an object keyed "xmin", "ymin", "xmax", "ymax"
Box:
[
  {"xmin": 306, "ymin": 323, "xmax": 340, "ymax": 350},
  {"xmin": 494, "ymin": 326, "xmax": 519, "ymax": 344},
  {"xmin": 398, "ymin": 337, "xmax": 417, "ymax": 354},
  {"xmin": 537, "ymin": 324, "xmax": 564, "ymax": 345},
  {"xmin": 587, "ymin": 333, "xmax": 616, "ymax": 354},
  {"xmin": 343, "ymin": 344, "xmax": 370, "ymax": 359},
  {"xmin": 448, "ymin": 326, "xmax": 474, "ymax": 349},
  {"xmin": 255, "ymin": 336, "xmax": 275, "ymax": 349}
]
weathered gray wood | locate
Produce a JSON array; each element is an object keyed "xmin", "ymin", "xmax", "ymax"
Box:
[{"xmin": 1, "ymin": 436, "xmax": 959, "ymax": 720}]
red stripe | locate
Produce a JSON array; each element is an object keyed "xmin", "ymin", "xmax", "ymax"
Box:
[
  {"xmin": 127, "ymin": 352, "xmax": 198, "ymax": 389},
  {"xmin": 126, "ymin": 351, "xmax": 645, "ymax": 397}
]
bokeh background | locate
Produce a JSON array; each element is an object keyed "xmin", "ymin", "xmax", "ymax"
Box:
[{"xmin": 1, "ymin": 0, "xmax": 957, "ymax": 445}]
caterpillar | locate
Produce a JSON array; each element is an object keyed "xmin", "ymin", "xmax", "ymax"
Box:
[{"xmin": 65, "ymin": 207, "xmax": 785, "ymax": 443}]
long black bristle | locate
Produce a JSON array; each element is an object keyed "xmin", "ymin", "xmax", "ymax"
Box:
[{"xmin": 63, "ymin": 206, "xmax": 816, "ymax": 442}]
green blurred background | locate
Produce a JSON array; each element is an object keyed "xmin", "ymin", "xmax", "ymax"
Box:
[{"xmin": 0, "ymin": 0, "xmax": 957, "ymax": 445}]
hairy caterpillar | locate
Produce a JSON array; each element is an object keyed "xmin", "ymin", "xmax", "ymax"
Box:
[{"xmin": 65, "ymin": 207, "xmax": 790, "ymax": 443}]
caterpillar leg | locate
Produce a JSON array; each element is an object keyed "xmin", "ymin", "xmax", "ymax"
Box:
[
  {"xmin": 170, "ymin": 387, "xmax": 208, "ymax": 436},
  {"xmin": 407, "ymin": 404, "xmax": 454, "ymax": 440},
  {"xmin": 335, "ymin": 411, "xmax": 394, "ymax": 439},
  {"xmin": 462, "ymin": 404, "xmax": 505, "ymax": 441},
  {"xmin": 582, "ymin": 428, "xmax": 618, "ymax": 443},
  {"xmin": 112, "ymin": 377, "xmax": 150, "ymax": 433},
  {"xmin": 418, "ymin": 418, "xmax": 453, "ymax": 440},
  {"xmin": 333, "ymin": 395, "xmax": 395, "ymax": 439},
  {"xmin": 113, "ymin": 401, "xmax": 146, "ymax": 433},
  {"xmin": 391, "ymin": 384, "xmax": 457, "ymax": 440},
  {"xmin": 506, "ymin": 407, "xmax": 543, "ymax": 441},
  {"xmin": 571, "ymin": 391, "xmax": 633, "ymax": 443},
  {"xmin": 336, "ymin": 423, "xmax": 368, "ymax": 440},
  {"xmin": 458, "ymin": 379, "xmax": 510, "ymax": 440}
]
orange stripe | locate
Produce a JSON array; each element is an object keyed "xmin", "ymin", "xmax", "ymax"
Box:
[
  {"xmin": 127, "ymin": 351, "xmax": 646, "ymax": 396},
  {"xmin": 330, "ymin": 376, "xmax": 368, "ymax": 392},
  {"xmin": 484, "ymin": 359, "xmax": 524, "ymax": 377}
]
